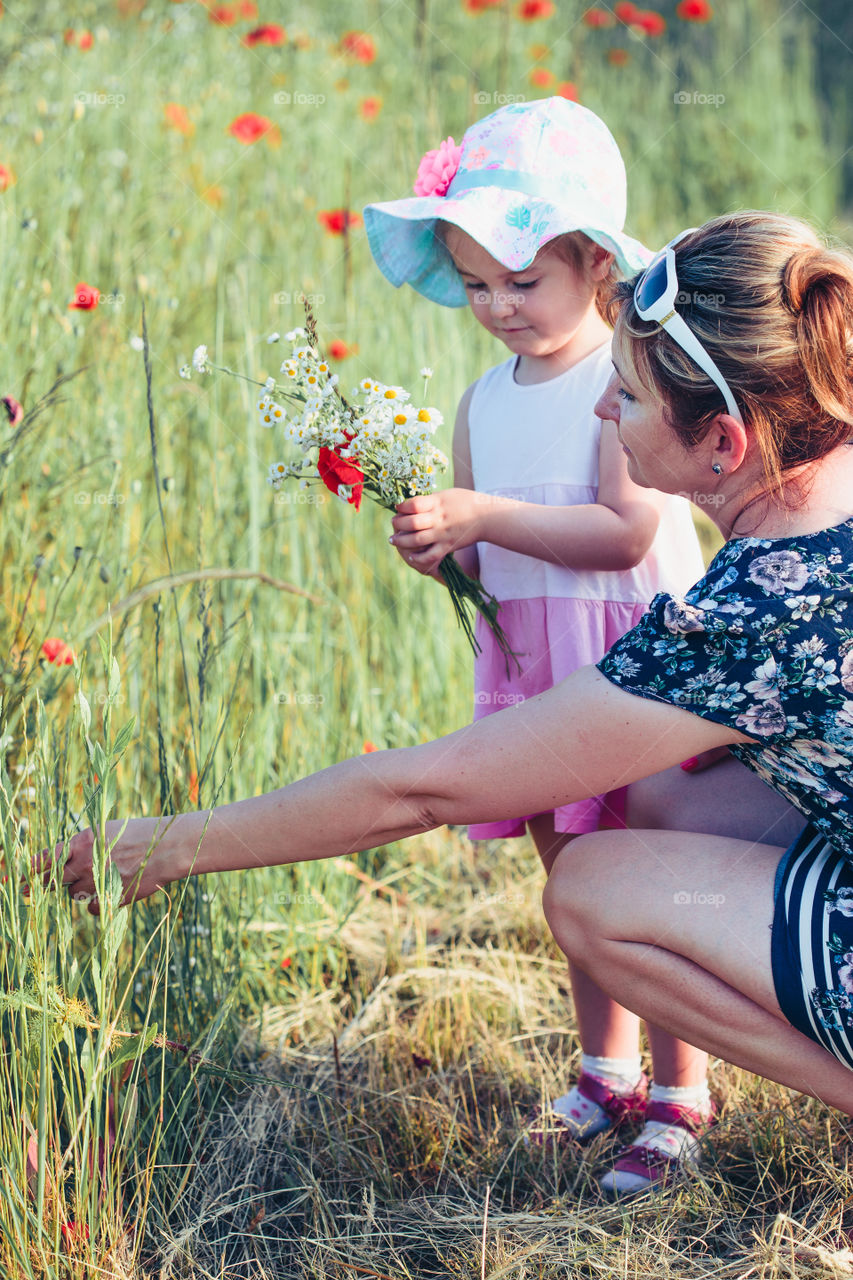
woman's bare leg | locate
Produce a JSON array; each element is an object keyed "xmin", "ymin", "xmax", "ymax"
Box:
[{"xmin": 543, "ymin": 827, "xmax": 853, "ymax": 1114}]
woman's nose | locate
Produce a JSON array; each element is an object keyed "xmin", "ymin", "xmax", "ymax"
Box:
[{"xmin": 594, "ymin": 378, "xmax": 619, "ymax": 423}]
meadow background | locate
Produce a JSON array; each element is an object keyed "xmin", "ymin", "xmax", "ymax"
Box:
[{"xmin": 0, "ymin": 0, "xmax": 852, "ymax": 1276}]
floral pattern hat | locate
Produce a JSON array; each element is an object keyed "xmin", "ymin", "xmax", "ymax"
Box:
[{"xmin": 363, "ymin": 97, "xmax": 652, "ymax": 308}]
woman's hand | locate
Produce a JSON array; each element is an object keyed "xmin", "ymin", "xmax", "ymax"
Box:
[
  {"xmin": 52, "ymin": 815, "xmax": 191, "ymax": 913},
  {"xmin": 390, "ymin": 488, "xmax": 482, "ymax": 577}
]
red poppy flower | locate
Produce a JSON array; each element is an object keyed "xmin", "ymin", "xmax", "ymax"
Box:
[
  {"xmin": 281, "ymin": 956, "xmax": 292, "ymax": 969},
  {"xmin": 613, "ymin": 1, "xmax": 640, "ymax": 19},
  {"xmin": 227, "ymin": 113, "xmax": 280, "ymax": 145},
  {"xmin": 529, "ymin": 67, "xmax": 555, "ymax": 87},
  {"xmin": 362, "ymin": 740, "xmax": 378, "ymax": 752},
  {"xmin": 164, "ymin": 102, "xmax": 194, "ymax": 136},
  {"xmin": 464, "ymin": 0, "xmax": 501, "ymax": 10},
  {"xmin": 60, "ymin": 1221, "xmax": 89, "ymax": 1248},
  {"xmin": 239, "ymin": 0, "xmax": 258, "ymax": 15},
  {"xmin": 317, "ymin": 209, "xmax": 362, "ymax": 235},
  {"xmin": 358, "ymin": 95, "xmax": 382, "ymax": 120},
  {"xmin": 208, "ymin": 5, "xmax": 237, "ymax": 23},
  {"xmin": 243, "ymin": 23, "xmax": 286, "ymax": 46},
  {"xmin": 607, "ymin": 46, "xmax": 630, "ymax": 65},
  {"xmin": 517, "ymin": 0, "xmax": 554, "ymax": 18},
  {"xmin": 635, "ymin": 9, "xmax": 666, "ymax": 34},
  {"xmin": 63, "ymin": 28, "xmax": 75, "ymax": 43},
  {"xmin": 676, "ymin": 0, "xmax": 713, "ymax": 18},
  {"xmin": 328, "ymin": 339, "xmax": 354, "ymax": 359},
  {"xmin": 555, "ymin": 81, "xmax": 578, "ymax": 99},
  {"xmin": 339, "ymin": 30, "xmax": 376, "ymax": 63},
  {"xmin": 2, "ymin": 395, "xmax": 23, "ymax": 426},
  {"xmin": 41, "ymin": 637, "xmax": 75, "ymax": 666},
  {"xmin": 582, "ymin": 7, "xmax": 613, "ymax": 25},
  {"xmin": 317, "ymin": 447, "xmax": 364, "ymax": 510},
  {"xmin": 0, "ymin": 164, "xmax": 15, "ymax": 191},
  {"xmin": 78, "ymin": 29, "xmax": 93, "ymax": 48},
  {"xmin": 69, "ymin": 282, "xmax": 99, "ymax": 310}
]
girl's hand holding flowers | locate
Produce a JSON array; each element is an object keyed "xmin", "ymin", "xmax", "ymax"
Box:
[{"xmin": 391, "ymin": 488, "xmax": 483, "ymax": 577}]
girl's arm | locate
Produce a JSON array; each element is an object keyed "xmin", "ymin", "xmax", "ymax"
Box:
[
  {"xmin": 391, "ymin": 383, "xmax": 480, "ymax": 580},
  {"xmin": 391, "ymin": 418, "xmax": 667, "ymax": 576},
  {"xmin": 57, "ymin": 666, "xmax": 752, "ymax": 908}
]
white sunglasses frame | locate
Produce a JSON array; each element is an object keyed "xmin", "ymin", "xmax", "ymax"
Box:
[{"xmin": 633, "ymin": 228, "xmax": 744, "ymax": 425}]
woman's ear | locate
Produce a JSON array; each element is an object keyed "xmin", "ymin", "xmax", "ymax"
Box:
[{"xmin": 708, "ymin": 413, "xmax": 749, "ymax": 472}]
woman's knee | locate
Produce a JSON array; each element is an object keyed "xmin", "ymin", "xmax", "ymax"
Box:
[{"xmin": 542, "ymin": 831, "xmax": 615, "ymax": 959}]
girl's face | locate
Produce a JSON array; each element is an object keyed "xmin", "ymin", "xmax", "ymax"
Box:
[
  {"xmin": 594, "ymin": 326, "xmax": 699, "ymax": 496},
  {"xmin": 445, "ymin": 227, "xmax": 607, "ymax": 362}
]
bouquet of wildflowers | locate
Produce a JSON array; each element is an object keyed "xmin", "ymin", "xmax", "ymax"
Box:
[{"xmin": 183, "ymin": 316, "xmax": 516, "ymax": 666}]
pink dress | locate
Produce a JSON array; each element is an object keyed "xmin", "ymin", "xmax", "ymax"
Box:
[{"xmin": 467, "ymin": 344, "xmax": 706, "ymax": 839}]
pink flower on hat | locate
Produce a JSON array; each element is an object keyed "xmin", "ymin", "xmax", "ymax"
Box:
[{"xmin": 413, "ymin": 137, "xmax": 463, "ymax": 197}]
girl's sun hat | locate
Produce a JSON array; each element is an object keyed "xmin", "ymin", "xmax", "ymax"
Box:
[{"xmin": 363, "ymin": 97, "xmax": 652, "ymax": 308}]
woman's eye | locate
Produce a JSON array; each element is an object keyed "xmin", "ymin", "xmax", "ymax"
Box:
[{"xmin": 617, "ymin": 387, "xmax": 635, "ymax": 403}]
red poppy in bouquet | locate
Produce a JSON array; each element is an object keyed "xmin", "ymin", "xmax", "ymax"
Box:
[
  {"xmin": 243, "ymin": 23, "xmax": 287, "ymax": 46},
  {"xmin": 317, "ymin": 208, "xmax": 362, "ymax": 235},
  {"xmin": 676, "ymin": 0, "xmax": 713, "ymax": 18},
  {"xmin": 184, "ymin": 323, "xmax": 519, "ymax": 665},
  {"xmin": 69, "ymin": 282, "xmax": 99, "ymax": 310},
  {"xmin": 227, "ymin": 112, "xmax": 281, "ymax": 146},
  {"xmin": 339, "ymin": 30, "xmax": 376, "ymax": 63}
]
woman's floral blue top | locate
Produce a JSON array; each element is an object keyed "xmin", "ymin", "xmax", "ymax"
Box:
[{"xmin": 597, "ymin": 517, "xmax": 853, "ymax": 856}]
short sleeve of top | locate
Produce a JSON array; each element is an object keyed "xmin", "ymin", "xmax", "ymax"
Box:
[{"xmin": 596, "ymin": 518, "xmax": 853, "ymax": 856}]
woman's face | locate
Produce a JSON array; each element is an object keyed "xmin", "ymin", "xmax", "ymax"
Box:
[{"xmin": 594, "ymin": 325, "xmax": 702, "ymax": 498}]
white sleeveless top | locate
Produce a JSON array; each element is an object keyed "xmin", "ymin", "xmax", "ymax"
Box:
[{"xmin": 468, "ymin": 345, "xmax": 705, "ymax": 604}]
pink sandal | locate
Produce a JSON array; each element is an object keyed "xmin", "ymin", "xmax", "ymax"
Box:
[
  {"xmin": 526, "ymin": 1071, "xmax": 649, "ymax": 1147},
  {"xmin": 600, "ymin": 1099, "xmax": 717, "ymax": 1195}
]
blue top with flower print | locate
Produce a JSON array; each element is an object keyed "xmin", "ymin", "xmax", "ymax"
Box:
[{"xmin": 597, "ymin": 517, "xmax": 853, "ymax": 856}]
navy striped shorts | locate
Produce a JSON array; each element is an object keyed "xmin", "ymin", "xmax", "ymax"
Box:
[{"xmin": 772, "ymin": 824, "xmax": 853, "ymax": 1069}]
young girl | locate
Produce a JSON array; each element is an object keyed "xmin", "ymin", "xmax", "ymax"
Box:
[{"xmin": 362, "ymin": 98, "xmax": 710, "ymax": 1191}]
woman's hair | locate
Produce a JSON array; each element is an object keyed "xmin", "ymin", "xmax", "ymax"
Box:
[{"xmin": 606, "ymin": 211, "xmax": 853, "ymax": 499}]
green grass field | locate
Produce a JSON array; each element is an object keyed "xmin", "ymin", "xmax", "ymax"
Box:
[{"xmin": 0, "ymin": 1, "xmax": 852, "ymax": 1275}]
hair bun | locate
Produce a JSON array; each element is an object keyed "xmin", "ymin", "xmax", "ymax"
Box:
[{"xmin": 782, "ymin": 247, "xmax": 827, "ymax": 315}]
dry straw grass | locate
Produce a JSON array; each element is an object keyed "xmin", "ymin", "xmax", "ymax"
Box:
[{"xmin": 152, "ymin": 829, "xmax": 853, "ymax": 1279}]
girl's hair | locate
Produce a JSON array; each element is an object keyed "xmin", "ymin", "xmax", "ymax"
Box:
[
  {"xmin": 606, "ymin": 211, "xmax": 853, "ymax": 500},
  {"xmin": 438, "ymin": 222, "xmax": 618, "ymax": 320}
]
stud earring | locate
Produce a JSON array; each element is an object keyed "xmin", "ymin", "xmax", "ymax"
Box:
[{"xmin": 712, "ymin": 463, "xmax": 723, "ymax": 475}]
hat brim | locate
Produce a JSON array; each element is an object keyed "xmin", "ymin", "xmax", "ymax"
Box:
[{"xmin": 364, "ymin": 188, "xmax": 652, "ymax": 308}]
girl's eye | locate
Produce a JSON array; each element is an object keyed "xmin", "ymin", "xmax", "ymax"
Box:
[
  {"xmin": 617, "ymin": 387, "xmax": 635, "ymax": 403},
  {"xmin": 513, "ymin": 279, "xmax": 538, "ymax": 289}
]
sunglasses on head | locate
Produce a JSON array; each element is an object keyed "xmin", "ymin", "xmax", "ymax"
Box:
[{"xmin": 633, "ymin": 228, "xmax": 744, "ymax": 424}]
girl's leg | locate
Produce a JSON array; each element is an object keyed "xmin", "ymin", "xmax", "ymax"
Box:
[
  {"xmin": 527, "ymin": 814, "xmax": 646, "ymax": 1141},
  {"xmin": 543, "ymin": 828, "xmax": 853, "ymax": 1115}
]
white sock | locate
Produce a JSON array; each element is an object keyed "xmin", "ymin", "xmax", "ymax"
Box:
[
  {"xmin": 601, "ymin": 1079, "xmax": 711, "ymax": 1194},
  {"xmin": 549, "ymin": 1054, "xmax": 643, "ymax": 1140}
]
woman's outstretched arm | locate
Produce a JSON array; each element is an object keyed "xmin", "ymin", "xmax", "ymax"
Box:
[{"xmin": 57, "ymin": 666, "xmax": 750, "ymax": 907}]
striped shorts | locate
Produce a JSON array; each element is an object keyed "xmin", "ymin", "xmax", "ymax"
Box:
[{"xmin": 772, "ymin": 824, "xmax": 853, "ymax": 1069}]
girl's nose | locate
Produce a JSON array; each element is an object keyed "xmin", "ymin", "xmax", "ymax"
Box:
[{"xmin": 489, "ymin": 289, "xmax": 516, "ymax": 320}]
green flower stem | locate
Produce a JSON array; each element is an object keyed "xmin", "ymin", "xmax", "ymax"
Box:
[{"xmin": 438, "ymin": 555, "xmax": 521, "ymax": 676}]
